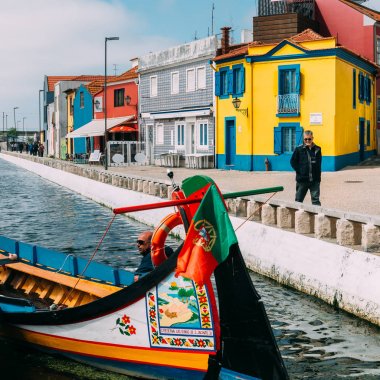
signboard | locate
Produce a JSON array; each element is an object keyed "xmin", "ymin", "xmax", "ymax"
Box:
[{"xmin": 310, "ymin": 113, "xmax": 322, "ymax": 125}]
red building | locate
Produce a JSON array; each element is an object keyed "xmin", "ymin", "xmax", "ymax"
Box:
[{"xmin": 315, "ymin": 0, "xmax": 380, "ymax": 131}]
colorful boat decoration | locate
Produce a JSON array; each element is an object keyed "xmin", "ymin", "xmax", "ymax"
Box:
[{"xmin": 0, "ymin": 175, "xmax": 288, "ymax": 379}]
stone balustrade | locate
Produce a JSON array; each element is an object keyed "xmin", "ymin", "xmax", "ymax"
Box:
[{"xmin": 7, "ymin": 153, "xmax": 380, "ymax": 254}]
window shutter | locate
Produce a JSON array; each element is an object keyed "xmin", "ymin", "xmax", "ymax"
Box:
[
  {"xmin": 240, "ymin": 66, "xmax": 245, "ymax": 93},
  {"xmin": 274, "ymin": 127, "xmax": 282, "ymax": 154},
  {"xmin": 295, "ymin": 70, "xmax": 301, "ymax": 94},
  {"xmin": 227, "ymin": 69, "xmax": 233, "ymax": 95},
  {"xmin": 215, "ymin": 72, "xmax": 221, "ymax": 96},
  {"xmin": 295, "ymin": 127, "xmax": 304, "ymax": 146}
]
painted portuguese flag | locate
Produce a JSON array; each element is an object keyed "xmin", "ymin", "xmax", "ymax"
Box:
[{"xmin": 175, "ymin": 184, "xmax": 238, "ymax": 285}]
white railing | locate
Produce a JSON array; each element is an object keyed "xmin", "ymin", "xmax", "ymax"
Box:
[{"xmin": 277, "ymin": 94, "xmax": 300, "ymax": 114}]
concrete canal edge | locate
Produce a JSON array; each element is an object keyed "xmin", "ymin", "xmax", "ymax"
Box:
[{"xmin": 2, "ymin": 153, "xmax": 380, "ymax": 327}]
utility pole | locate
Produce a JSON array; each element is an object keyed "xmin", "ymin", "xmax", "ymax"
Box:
[{"xmin": 2, "ymin": 112, "xmax": 4, "ymax": 134}]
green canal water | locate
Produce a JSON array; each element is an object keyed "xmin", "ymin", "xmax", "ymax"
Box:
[{"xmin": 0, "ymin": 158, "xmax": 380, "ymax": 379}]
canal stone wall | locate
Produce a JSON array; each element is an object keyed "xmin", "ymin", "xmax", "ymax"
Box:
[{"xmin": 2, "ymin": 152, "xmax": 380, "ymax": 327}]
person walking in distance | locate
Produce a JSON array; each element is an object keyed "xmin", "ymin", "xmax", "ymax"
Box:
[{"xmin": 290, "ymin": 130, "xmax": 322, "ymax": 206}]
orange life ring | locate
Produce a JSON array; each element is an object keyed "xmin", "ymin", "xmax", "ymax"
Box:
[{"xmin": 151, "ymin": 212, "xmax": 182, "ymax": 267}]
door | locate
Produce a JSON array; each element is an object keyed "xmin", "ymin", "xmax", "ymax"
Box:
[
  {"xmin": 225, "ymin": 119, "xmax": 236, "ymax": 166},
  {"xmin": 359, "ymin": 118, "xmax": 365, "ymax": 162},
  {"xmin": 146, "ymin": 124, "xmax": 154, "ymax": 164}
]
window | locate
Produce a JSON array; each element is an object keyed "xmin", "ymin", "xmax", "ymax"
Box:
[
  {"xmin": 277, "ymin": 64, "xmax": 300, "ymax": 115},
  {"xmin": 171, "ymin": 72, "xmax": 179, "ymax": 94},
  {"xmin": 377, "ymin": 97, "xmax": 380, "ymax": 123},
  {"xmin": 197, "ymin": 122, "xmax": 208, "ymax": 148},
  {"xmin": 359, "ymin": 73, "xmax": 372, "ymax": 104},
  {"xmin": 175, "ymin": 123, "xmax": 185, "ymax": 148},
  {"xmin": 215, "ymin": 68, "xmax": 230, "ymax": 97},
  {"xmin": 367, "ymin": 120, "xmax": 371, "ymax": 146},
  {"xmin": 282, "ymin": 127, "xmax": 296, "ymax": 153},
  {"xmin": 186, "ymin": 69, "xmax": 195, "ymax": 92},
  {"xmin": 274, "ymin": 123, "xmax": 303, "ymax": 154},
  {"xmin": 156, "ymin": 123, "xmax": 164, "ymax": 145},
  {"xmin": 80, "ymin": 92, "xmax": 84, "ymax": 108},
  {"xmin": 232, "ymin": 64, "xmax": 245, "ymax": 97},
  {"xmin": 377, "ymin": 37, "xmax": 380, "ymax": 65},
  {"xmin": 150, "ymin": 76, "xmax": 157, "ymax": 97},
  {"xmin": 196, "ymin": 66, "xmax": 206, "ymax": 89},
  {"xmin": 114, "ymin": 88, "xmax": 125, "ymax": 107}
]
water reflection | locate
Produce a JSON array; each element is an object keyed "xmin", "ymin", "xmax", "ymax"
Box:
[{"xmin": 0, "ymin": 158, "xmax": 380, "ymax": 379}]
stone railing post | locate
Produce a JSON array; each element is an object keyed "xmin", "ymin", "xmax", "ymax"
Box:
[
  {"xmin": 295, "ymin": 209, "xmax": 313, "ymax": 234},
  {"xmin": 362, "ymin": 224, "xmax": 380, "ymax": 252}
]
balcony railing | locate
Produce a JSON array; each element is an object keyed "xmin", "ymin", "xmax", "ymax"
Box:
[{"xmin": 277, "ymin": 94, "xmax": 300, "ymax": 114}]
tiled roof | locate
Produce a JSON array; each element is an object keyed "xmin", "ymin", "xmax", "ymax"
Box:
[
  {"xmin": 47, "ymin": 76, "xmax": 77, "ymax": 92},
  {"xmin": 338, "ymin": 0, "xmax": 380, "ymax": 21},
  {"xmin": 290, "ymin": 28, "xmax": 328, "ymax": 43},
  {"xmin": 46, "ymin": 75, "xmax": 107, "ymax": 92},
  {"xmin": 107, "ymin": 66, "xmax": 138, "ymax": 83},
  {"xmin": 214, "ymin": 44, "xmax": 249, "ymax": 62},
  {"xmin": 85, "ymin": 79, "xmax": 104, "ymax": 96}
]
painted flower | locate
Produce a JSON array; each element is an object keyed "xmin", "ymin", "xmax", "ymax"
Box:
[
  {"xmin": 197, "ymin": 339, "xmax": 205, "ymax": 348},
  {"xmin": 129, "ymin": 325, "xmax": 137, "ymax": 335},
  {"xmin": 201, "ymin": 315, "xmax": 210, "ymax": 323},
  {"xmin": 159, "ymin": 308, "xmax": 163, "ymax": 314},
  {"xmin": 150, "ymin": 310, "xmax": 156, "ymax": 319},
  {"xmin": 122, "ymin": 315, "xmax": 130, "ymax": 324},
  {"xmin": 199, "ymin": 296, "xmax": 207, "ymax": 304},
  {"xmin": 174, "ymin": 338, "xmax": 182, "ymax": 346}
]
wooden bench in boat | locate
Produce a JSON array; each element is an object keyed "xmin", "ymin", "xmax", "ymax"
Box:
[{"xmin": 0, "ymin": 252, "xmax": 122, "ymax": 308}]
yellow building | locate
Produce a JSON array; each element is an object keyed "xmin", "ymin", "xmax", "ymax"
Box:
[
  {"xmin": 213, "ymin": 29, "xmax": 377, "ymax": 171},
  {"xmin": 65, "ymin": 89, "xmax": 75, "ymax": 158}
]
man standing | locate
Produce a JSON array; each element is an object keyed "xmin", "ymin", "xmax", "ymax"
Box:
[{"xmin": 290, "ymin": 130, "xmax": 322, "ymax": 206}]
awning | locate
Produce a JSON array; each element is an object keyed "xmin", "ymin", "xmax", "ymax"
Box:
[
  {"xmin": 108, "ymin": 125, "xmax": 137, "ymax": 133},
  {"xmin": 66, "ymin": 116, "xmax": 135, "ymax": 138}
]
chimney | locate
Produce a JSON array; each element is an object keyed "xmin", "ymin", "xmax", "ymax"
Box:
[{"xmin": 221, "ymin": 26, "xmax": 231, "ymax": 54}]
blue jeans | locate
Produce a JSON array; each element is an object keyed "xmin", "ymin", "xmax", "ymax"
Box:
[{"xmin": 295, "ymin": 181, "xmax": 321, "ymax": 205}]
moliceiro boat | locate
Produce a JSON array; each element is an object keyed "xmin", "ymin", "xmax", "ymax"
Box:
[{"xmin": 0, "ymin": 175, "xmax": 288, "ymax": 379}]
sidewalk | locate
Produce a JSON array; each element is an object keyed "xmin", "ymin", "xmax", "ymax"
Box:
[{"xmin": 94, "ymin": 156, "xmax": 380, "ymax": 217}]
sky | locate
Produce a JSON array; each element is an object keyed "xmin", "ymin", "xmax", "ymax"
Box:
[
  {"xmin": 0, "ymin": 0, "xmax": 379, "ymax": 132},
  {"xmin": 0, "ymin": 0, "xmax": 257, "ymax": 132}
]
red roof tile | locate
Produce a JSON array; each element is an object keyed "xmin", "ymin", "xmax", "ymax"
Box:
[
  {"xmin": 338, "ymin": 0, "xmax": 380, "ymax": 22},
  {"xmin": 107, "ymin": 66, "xmax": 138, "ymax": 83},
  {"xmin": 214, "ymin": 44, "xmax": 249, "ymax": 62},
  {"xmin": 85, "ymin": 79, "xmax": 104, "ymax": 96},
  {"xmin": 290, "ymin": 28, "xmax": 327, "ymax": 43},
  {"xmin": 47, "ymin": 76, "xmax": 77, "ymax": 92}
]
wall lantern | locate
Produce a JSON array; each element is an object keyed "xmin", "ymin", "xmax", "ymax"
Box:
[
  {"xmin": 125, "ymin": 95, "xmax": 131, "ymax": 105},
  {"xmin": 232, "ymin": 97, "xmax": 248, "ymax": 117}
]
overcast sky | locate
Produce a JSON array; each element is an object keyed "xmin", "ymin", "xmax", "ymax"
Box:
[{"xmin": 0, "ymin": 0, "xmax": 379, "ymax": 132}]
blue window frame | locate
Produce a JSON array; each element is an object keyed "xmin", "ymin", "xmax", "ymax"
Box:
[
  {"xmin": 198, "ymin": 122, "xmax": 208, "ymax": 146},
  {"xmin": 215, "ymin": 65, "xmax": 245, "ymax": 98},
  {"xmin": 277, "ymin": 64, "xmax": 300, "ymax": 116},
  {"xmin": 359, "ymin": 72, "xmax": 364, "ymax": 103},
  {"xmin": 232, "ymin": 64, "xmax": 245, "ymax": 97},
  {"xmin": 366, "ymin": 120, "xmax": 371, "ymax": 146},
  {"xmin": 274, "ymin": 123, "xmax": 303, "ymax": 154},
  {"xmin": 282, "ymin": 127, "xmax": 296, "ymax": 153}
]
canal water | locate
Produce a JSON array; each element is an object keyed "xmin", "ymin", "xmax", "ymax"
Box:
[{"xmin": 0, "ymin": 158, "xmax": 379, "ymax": 379}]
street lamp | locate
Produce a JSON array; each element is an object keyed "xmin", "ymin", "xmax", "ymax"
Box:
[
  {"xmin": 13, "ymin": 106, "xmax": 19, "ymax": 130},
  {"xmin": 23, "ymin": 117, "xmax": 27, "ymax": 139},
  {"xmin": 104, "ymin": 36, "xmax": 119, "ymax": 170}
]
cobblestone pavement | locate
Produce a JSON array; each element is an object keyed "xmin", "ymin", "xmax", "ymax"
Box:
[{"xmin": 96, "ymin": 155, "xmax": 380, "ymax": 217}]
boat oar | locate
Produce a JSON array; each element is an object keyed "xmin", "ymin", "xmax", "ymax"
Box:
[{"xmin": 113, "ymin": 186, "xmax": 283, "ymax": 215}]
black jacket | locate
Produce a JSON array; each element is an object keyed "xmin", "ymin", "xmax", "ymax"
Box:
[
  {"xmin": 290, "ymin": 144, "xmax": 322, "ymax": 183},
  {"xmin": 134, "ymin": 246, "xmax": 174, "ymax": 277}
]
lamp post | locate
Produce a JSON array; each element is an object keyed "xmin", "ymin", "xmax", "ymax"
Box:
[
  {"xmin": 23, "ymin": 117, "xmax": 27, "ymax": 139},
  {"xmin": 104, "ymin": 36, "xmax": 119, "ymax": 170},
  {"xmin": 13, "ymin": 106, "xmax": 19, "ymax": 130}
]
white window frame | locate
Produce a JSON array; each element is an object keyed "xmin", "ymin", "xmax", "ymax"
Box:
[
  {"xmin": 186, "ymin": 68, "xmax": 195, "ymax": 92},
  {"xmin": 155, "ymin": 123, "xmax": 164, "ymax": 145},
  {"xmin": 150, "ymin": 75, "xmax": 158, "ymax": 97},
  {"xmin": 171, "ymin": 71, "xmax": 179, "ymax": 94},
  {"xmin": 175, "ymin": 122, "xmax": 185, "ymax": 149},
  {"xmin": 196, "ymin": 66, "xmax": 206, "ymax": 90},
  {"xmin": 197, "ymin": 120, "xmax": 209, "ymax": 150}
]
